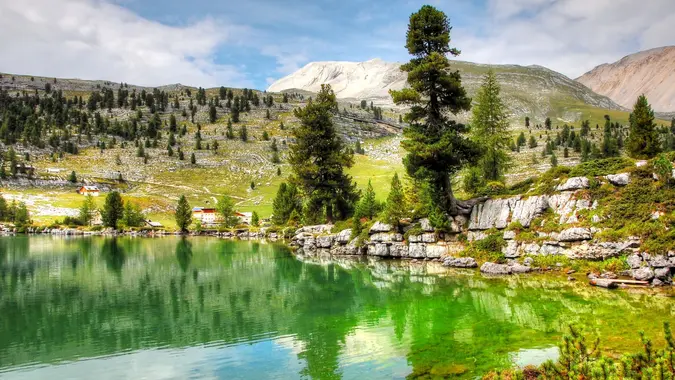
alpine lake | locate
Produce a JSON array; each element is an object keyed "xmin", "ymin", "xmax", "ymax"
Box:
[{"xmin": 0, "ymin": 235, "xmax": 674, "ymax": 379}]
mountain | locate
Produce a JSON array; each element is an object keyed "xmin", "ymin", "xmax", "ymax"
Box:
[
  {"xmin": 268, "ymin": 58, "xmax": 623, "ymax": 120},
  {"xmin": 576, "ymin": 46, "xmax": 675, "ymax": 112}
]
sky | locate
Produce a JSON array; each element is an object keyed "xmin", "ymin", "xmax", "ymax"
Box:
[{"xmin": 1, "ymin": 0, "xmax": 675, "ymax": 90}]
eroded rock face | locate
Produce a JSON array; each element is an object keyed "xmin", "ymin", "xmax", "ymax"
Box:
[
  {"xmin": 469, "ymin": 197, "xmax": 519, "ymax": 230},
  {"xmin": 556, "ymin": 177, "xmax": 590, "ymax": 192},
  {"xmin": 511, "ymin": 196, "xmax": 548, "ymax": 227},
  {"xmin": 606, "ymin": 173, "xmax": 630, "ymax": 186},
  {"xmin": 480, "ymin": 262, "xmax": 512, "ymax": 275},
  {"xmin": 370, "ymin": 222, "xmax": 393, "ymax": 233},
  {"xmin": 443, "ymin": 257, "xmax": 477, "ymax": 268},
  {"xmin": 557, "ymin": 228, "xmax": 593, "ymax": 242}
]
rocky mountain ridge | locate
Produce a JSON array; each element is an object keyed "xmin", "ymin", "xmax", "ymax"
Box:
[
  {"xmin": 576, "ymin": 46, "xmax": 675, "ymax": 112},
  {"xmin": 268, "ymin": 58, "xmax": 623, "ymax": 120}
]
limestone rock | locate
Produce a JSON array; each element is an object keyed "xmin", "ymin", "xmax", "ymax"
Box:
[
  {"xmin": 469, "ymin": 197, "xmax": 518, "ymax": 230},
  {"xmin": 425, "ymin": 245, "xmax": 446, "ymax": 258},
  {"xmin": 511, "ymin": 196, "xmax": 549, "ymax": 227},
  {"xmin": 556, "ymin": 177, "xmax": 590, "ymax": 191},
  {"xmin": 316, "ymin": 235, "xmax": 334, "ymax": 248},
  {"xmin": 510, "ymin": 263, "xmax": 532, "ymax": 273},
  {"xmin": 606, "ymin": 173, "xmax": 630, "ymax": 186},
  {"xmin": 524, "ymin": 257, "xmax": 534, "ymax": 266},
  {"xmin": 467, "ymin": 231, "xmax": 488, "ymax": 241},
  {"xmin": 389, "ymin": 243, "xmax": 409, "ymax": 257},
  {"xmin": 370, "ymin": 222, "xmax": 393, "ymax": 233},
  {"xmin": 626, "ymin": 253, "xmax": 643, "ymax": 269},
  {"xmin": 503, "ymin": 230, "xmax": 516, "ymax": 240},
  {"xmin": 368, "ymin": 244, "xmax": 389, "ymax": 257},
  {"xmin": 540, "ymin": 243, "xmax": 562, "ymax": 256},
  {"xmin": 370, "ymin": 233, "xmax": 395, "ymax": 243},
  {"xmin": 654, "ymin": 267, "xmax": 672, "ymax": 281},
  {"xmin": 649, "ymin": 255, "xmax": 669, "ymax": 268},
  {"xmin": 336, "ymin": 229, "xmax": 352, "ymax": 244},
  {"xmin": 419, "ymin": 218, "xmax": 434, "ymax": 232},
  {"xmin": 480, "ymin": 262, "xmax": 512, "ymax": 275},
  {"xmin": 443, "ymin": 257, "xmax": 478, "ymax": 268},
  {"xmin": 408, "ymin": 235, "xmax": 422, "ymax": 243},
  {"xmin": 421, "ymin": 233, "xmax": 437, "ymax": 243},
  {"xmin": 296, "ymin": 224, "xmax": 333, "ymax": 235},
  {"xmin": 520, "ymin": 243, "xmax": 541, "ymax": 255},
  {"xmin": 503, "ymin": 240, "xmax": 520, "ymax": 258},
  {"xmin": 565, "ymin": 241, "xmax": 636, "ymax": 260},
  {"xmin": 408, "ymin": 243, "xmax": 426, "ymax": 258},
  {"xmin": 632, "ymin": 267, "xmax": 655, "ymax": 281},
  {"xmin": 557, "ymin": 227, "xmax": 593, "ymax": 242}
]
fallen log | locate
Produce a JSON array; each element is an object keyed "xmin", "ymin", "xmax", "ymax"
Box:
[{"xmin": 590, "ymin": 279, "xmax": 650, "ymax": 289}]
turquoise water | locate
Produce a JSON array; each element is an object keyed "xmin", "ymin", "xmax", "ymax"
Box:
[{"xmin": 0, "ymin": 236, "xmax": 673, "ymax": 379}]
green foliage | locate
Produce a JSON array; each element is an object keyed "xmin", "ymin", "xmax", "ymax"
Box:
[
  {"xmin": 626, "ymin": 95, "xmax": 660, "ymax": 159},
  {"xmin": 289, "ymin": 84, "xmax": 358, "ymax": 223},
  {"xmin": 102, "ymin": 191, "xmax": 124, "ymax": 229},
  {"xmin": 251, "ymin": 211, "xmax": 259, "ymax": 227},
  {"xmin": 355, "ymin": 180, "xmax": 380, "ymax": 220},
  {"xmin": 175, "ymin": 195, "xmax": 192, "ymax": 232},
  {"xmin": 390, "ymin": 5, "xmax": 478, "ymax": 216},
  {"xmin": 654, "ymin": 154, "xmax": 673, "ymax": 187},
  {"xmin": 239, "ymin": 125, "xmax": 248, "ymax": 142},
  {"xmin": 216, "ymin": 195, "xmax": 238, "ymax": 227},
  {"xmin": 68, "ymin": 171, "xmax": 77, "ymax": 183},
  {"xmin": 382, "ymin": 173, "xmax": 406, "ymax": 227},
  {"xmin": 79, "ymin": 194, "xmax": 97, "ymax": 226},
  {"xmin": 462, "ymin": 166, "xmax": 485, "ymax": 196},
  {"xmin": 470, "ymin": 69, "xmax": 511, "ymax": 182},
  {"xmin": 568, "ymin": 157, "xmax": 634, "ymax": 177},
  {"xmin": 486, "ymin": 323, "xmax": 675, "ymax": 380},
  {"xmin": 272, "ymin": 182, "xmax": 302, "ymax": 225},
  {"xmin": 462, "ymin": 231, "xmax": 505, "ymax": 263},
  {"xmin": 121, "ymin": 201, "xmax": 145, "ymax": 228}
]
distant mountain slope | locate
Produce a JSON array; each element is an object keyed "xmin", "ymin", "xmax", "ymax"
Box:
[
  {"xmin": 268, "ymin": 59, "xmax": 622, "ymax": 120},
  {"xmin": 576, "ymin": 46, "xmax": 675, "ymax": 112}
]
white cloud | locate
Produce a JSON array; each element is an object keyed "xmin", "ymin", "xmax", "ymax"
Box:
[
  {"xmin": 0, "ymin": 0, "xmax": 253, "ymax": 88},
  {"xmin": 455, "ymin": 0, "xmax": 675, "ymax": 78}
]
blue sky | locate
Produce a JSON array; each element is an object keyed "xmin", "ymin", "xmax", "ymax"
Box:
[{"xmin": 2, "ymin": 0, "xmax": 675, "ymax": 90}]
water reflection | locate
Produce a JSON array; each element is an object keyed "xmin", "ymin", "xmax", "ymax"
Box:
[{"xmin": 0, "ymin": 236, "xmax": 673, "ymax": 379}]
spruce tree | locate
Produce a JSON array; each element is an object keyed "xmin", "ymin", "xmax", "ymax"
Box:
[
  {"xmin": 356, "ymin": 180, "xmax": 378, "ymax": 219},
  {"xmin": 175, "ymin": 195, "xmax": 192, "ymax": 232},
  {"xmin": 239, "ymin": 125, "xmax": 248, "ymax": 142},
  {"xmin": 383, "ymin": 173, "xmax": 406, "ymax": 227},
  {"xmin": 390, "ymin": 5, "xmax": 479, "ymax": 217},
  {"xmin": 289, "ymin": 84, "xmax": 359, "ymax": 222},
  {"xmin": 272, "ymin": 182, "xmax": 301, "ymax": 225},
  {"xmin": 209, "ymin": 104, "xmax": 217, "ymax": 123},
  {"xmin": 190, "ymin": 153, "xmax": 196, "ymax": 164},
  {"xmin": 79, "ymin": 194, "xmax": 96, "ymax": 226},
  {"xmin": 69, "ymin": 171, "xmax": 77, "ymax": 183},
  {"xmin": 102, "ymin": 191, "xmax": 124, "ymax": 229},
  {"xmin": 626, "ymin": 95, "xmax": 660, "ymax": 159}
]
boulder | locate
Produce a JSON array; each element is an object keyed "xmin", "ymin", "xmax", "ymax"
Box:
[
  {"xmin": 510, "ymin": 263, "xmax": 532, "ymax": 274},
  {"xmin": 421, "ymin": 233, "xmax": 437, "ymax": 243},
  {"xmin": 523, "ymin": 257, "xmax": 534, "ymax": 266},
  {"xmin": 389, "ymin": 243, "xmax": 409, "ymax": 257},
  {"xmin": 419, "ymin": 218, "xmax": 434, "ymax": 232},
  {"xmin": 426, "ymin": 245, "xmax": 446, "ymax": 258},
  {"xmin": 557, "ymin": 227, "xmax": 593, "ymax": 242},
  {"xmin": 316, "ymin": 235, "xmax": 334, "ymax": 248},
  {"xmin": 503, "ymin": 240, "xmax": 520, "ymax": 259},
  {"xmin": 467, "ymin": 231, "xmax": 488, "ymax": 241},
  {"xmin": 632, "ymin": 267, "xmax": 655, "ymax": 281},
  {"xmin": 556, "ymin": 177, "xmax": 590, "ymax": 191},
  {"xmin": 370, "ymin": 222, "xmax": 393, "ymax": 233},
  {"xmin": 469, "ymin": 197, "xmax": 519, "ymax": 230},
  {"xmin": 370, "ymin": 233, "xmax": 395, "ymax": 243},
  {"xmin": 606, "ymin": 173, "xmax": 630, "ymax": 186},
  {"xmin": 368, "ymin": 244, "xmax": 389, "ymax": 257},
  {"xmin": 408, "ymin": 234, "xmax": 422, "ymax": 243},
  {"xmin": 336, "ymin": 229, "xmax": 352, "ymax": 244},
  {"xmin": 649, "ymin": 255, "xmax": 669, "ymax": 268},
  {"xmin": 503, "ymin": 230, "xmax": 516, "ymax": 240},
  {"xmin": 539, "ymin": 243, "xmax": 562, "ymax": 256},
  {"xmin": 626, "ymin": 253, "xmax": 643, "ymax": 269},
  {"xmin": 443, "ymin": 257, "xmax": 478, "ymax": 268},
  {"xmin": 654, "ymin": 267, "xmax": 672, "ymax": 281},
  {"xmin": 521, "ymin": 243, "xmax": 541, "ymax": 255},
  {"xmin": 511, "ymin": 196, "xmax": 549, "ymax": 227},
  {"xmin": 408, "ymin": 243, "xmax": 426, "ymax": 258},
  {"xmin": 480, "ymin": 262, "xmax": 512, "ymax": 275}
]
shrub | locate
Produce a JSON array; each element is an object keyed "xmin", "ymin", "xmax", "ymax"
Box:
[{"xmin": 568, "ymin": 157, "xmax": 634, "ymax": 177}]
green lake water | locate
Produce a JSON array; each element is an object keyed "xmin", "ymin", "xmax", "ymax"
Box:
[{"xmin": 0, "ymin": 236, "xmax": 674, "ymax": 379}]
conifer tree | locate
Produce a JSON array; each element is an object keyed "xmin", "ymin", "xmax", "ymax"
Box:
[
  {"xmin": 356, "ymin": 180, "xmax": 379, "ymax": 219},
  {"xmin": 289, "ymin": 84, "xmax": 359, "ymax": 222},
  {"xmin": 626, "ymin": 95, "xmax": 660, "ymax": 159},
  {"xmin": 190, "ymin": 153, "xmax": 196, "ymax": 164},
  {"xmin": 239, "ymin": 125, "xmax": 248, "ymax": 142},
  {"xmin": 175, "ymin": 195, "xmax": 192, "ymax": 232},
  {"xmin": 272, "ymin": 182, "xmax": 302, "ymax": 225},
  {"xmin": 79, "ymin": 194, "xmax": 97, "ymax": 226},
  {"xmin": 102, "ymin": 191, "xmax": 124, "ymax": 229},
  {"xmin": 390, "ymin": 5, "xmax": 479, "ymax": 217},
  {"xmin": 383, "ymin": 173, "xmax": 405, "ymax": 227}
]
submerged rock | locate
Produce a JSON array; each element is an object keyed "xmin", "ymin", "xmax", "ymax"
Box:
[
  {"xmin": 510, "ymin": 263, "xmax": 532, "ymax": 273},
  {"xmin": 443, "ymin": 257, "xmax": 478, "ymax": 268},
  {"xmin": 480, "ymin": 262, "xmax": 512, "ymax": 275}
]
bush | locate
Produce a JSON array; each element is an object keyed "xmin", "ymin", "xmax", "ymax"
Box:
[{"xmin": 568, "ymin": 157, "xmax": 634, "ymax": 177}]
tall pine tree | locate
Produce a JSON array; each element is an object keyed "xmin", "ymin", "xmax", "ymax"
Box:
[{"xmin": 626, "ymin": 95, "xmax": 660, "ymax": 159}]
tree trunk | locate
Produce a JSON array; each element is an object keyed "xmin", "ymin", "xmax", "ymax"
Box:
[{"xmin": 445, "ymin": 176, "xmax": 487, "ymax": 216}]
